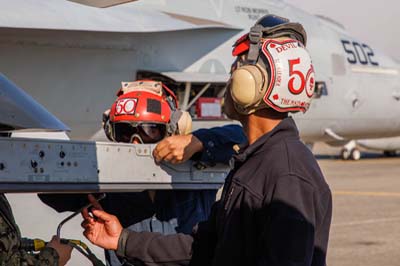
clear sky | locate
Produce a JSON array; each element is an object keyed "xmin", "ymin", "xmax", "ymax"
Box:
[{"xmin": 284, "ymin": 0, "xmax": 400, "ymax": 61}]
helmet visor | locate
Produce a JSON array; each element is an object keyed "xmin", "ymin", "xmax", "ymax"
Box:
[{"xmin": 113, "ymin": 122, "xmax": 167, "ymax": 143}]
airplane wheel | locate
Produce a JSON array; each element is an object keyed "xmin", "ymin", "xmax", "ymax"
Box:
[
  {"xmin": 383, "ymin": 150, "xmax": 397, "ymax": 157},
  {"xmin": 350, "ymin": 149, "xmax": 361, "ymax": 161},
  {"xmin": 341, "ymin": 148, "xmax": 350, "ymax": 160}
]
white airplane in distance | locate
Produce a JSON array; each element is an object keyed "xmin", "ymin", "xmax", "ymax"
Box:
[{"xmin": 0, "ymin": 0, "xmax": 399, "ymax": 160}]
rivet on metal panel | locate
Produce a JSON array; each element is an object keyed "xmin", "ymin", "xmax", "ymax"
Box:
[
  {"xmin": 152, "ymin": 173, "xmax": 156, "ymax": 177},
  {"xmin": 30, "ymin": 160, "xmax": 38, "ymax": 169}
]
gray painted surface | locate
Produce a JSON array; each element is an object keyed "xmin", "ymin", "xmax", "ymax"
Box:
[
  {"xmin": 284, "ymin": 0, "xmax": 400, "ymax": 61},
  {"xmin": 0, "ymin": 0, "xmax": 237, "ymax": 32},
  {"xmin": 0, "ymin": 73, "xmax": 69, "ymax": 131},
  {"xmin": 0, "ymin": 0, "xmax": 398, "ymax": 144}
]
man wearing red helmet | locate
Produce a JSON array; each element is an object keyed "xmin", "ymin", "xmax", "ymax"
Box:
[
  {"xmin": 81, "ymin": 15, "xmax": 332, "ymax": 266},
  {"xmin": 39, "ymin": 80, "xmax": 246, "ymax": 266},
  {"xmin": 103, "ymin": 80, "xmax": 248, "ymax": 266}
]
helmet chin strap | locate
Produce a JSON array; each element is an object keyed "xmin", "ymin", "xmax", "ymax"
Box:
[{"xmin": 130, "ymin": 134, "xmax": 144, "ymax": 144}]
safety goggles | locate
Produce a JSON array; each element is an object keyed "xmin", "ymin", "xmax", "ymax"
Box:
[{"xmin": 112, "ymin": 122, "xmax": 167, "ymax": 144}]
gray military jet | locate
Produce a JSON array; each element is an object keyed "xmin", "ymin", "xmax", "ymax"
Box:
[{"xmin": 0, "ymin": 0, "xmax": 399, "ymax": 160}]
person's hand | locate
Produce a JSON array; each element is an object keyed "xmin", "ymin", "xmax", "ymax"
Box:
[
  {"xmin": 153, "ymin": 134, "xmax": 203, "ymax": 164},
  {"xmin": 81, "ymin": 194, "xmax": 123, "ymax": 250},
  {"xmin": 47, "ymin": 236, "xmax": 72, "ymax": 266}
]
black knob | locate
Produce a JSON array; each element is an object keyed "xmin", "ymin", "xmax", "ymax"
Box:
[
  {"xmin": 30, "ymin": 160, "xmax": 38, "ymax": 169},
  {"xmin": 0, "ymin": 163, "xmax": 4, "ymax": 171},
  {"xmin": 59, "ymin": 151, "xmax": 66, "ymax": 159},
  {"xmin": 39, "ymin": 150, "xmax": 45, "ymax": 158}
]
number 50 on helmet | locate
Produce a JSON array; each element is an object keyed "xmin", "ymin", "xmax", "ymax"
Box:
[
  {"xmin": 105, "ymin": 80, "xmax": 192, "ymax": 143},
  {"xmin": 229, "ymin": 15, "xmax": 315, "ymax": 115}
]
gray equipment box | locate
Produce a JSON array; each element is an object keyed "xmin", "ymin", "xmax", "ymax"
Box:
[{"xmin": 0, "ymin": 137, "xmax": 229, "ymax": 192}]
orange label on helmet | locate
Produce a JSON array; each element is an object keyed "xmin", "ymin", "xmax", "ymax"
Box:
[{"xmin": 115, "ymin": 98, "xmax": 138, "ymax": 116}]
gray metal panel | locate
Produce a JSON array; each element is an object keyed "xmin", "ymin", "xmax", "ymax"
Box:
[
  {"xmin": 0, "ymin": 0, "xmax": 238, "ymax": 32},
  {"xmin": 357, "ymin": 137, "xmax": 400, "ymax": 151},
  {"xmin": 0, "ymin": 138, "xmax": 229, "ymax": 192},
  {"xmin": 0, "ymin": 74, "xmax": 69, "ymax": 131},
  {"xmin": 161, "ymin": 72, "xmax": 230, "ymax": 83},
  {"xmin": 69, "ymin": 0, "xmax": 137, "ymax": 8}
]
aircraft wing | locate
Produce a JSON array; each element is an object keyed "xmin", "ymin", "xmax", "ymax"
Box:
[
  {"xmin": 0, "ymin": 0, "xmax": 240, "ymax": 32},
  {"xmin": 0, "ymin": 74, "xmax": 69, "ymax": 132},
  {"xmin": 69, "ymin": 0, "xmax": 137, "ymax": 8},
  {"xmin": 161, "ymin": 72, "xmax": 230, "ymax": 84}
]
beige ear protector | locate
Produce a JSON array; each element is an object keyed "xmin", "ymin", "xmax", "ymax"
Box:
[
  {"xmin": 230, "ymin": 63, "xmax": 270, "ymax": 114},
  {"xmin": 165, "ymin": 95, "xmax": 192, "ymax": 136},
  {"xmin": 177, "ymin": 111, "xmax": 192, "ymax": 135}
]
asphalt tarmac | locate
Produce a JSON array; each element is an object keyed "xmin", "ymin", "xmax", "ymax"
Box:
[
  {"xmin": 7, "ymin": 143, "xmax": 400, "ymax": 266},
  {"xmin": 314, "ymin": 143, "xmax": 400, "ymax": 266}
]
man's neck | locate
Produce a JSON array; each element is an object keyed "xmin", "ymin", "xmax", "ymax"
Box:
[{"xmin": 241, "ymin": 111, "xmax": 286, "ymax": 145}]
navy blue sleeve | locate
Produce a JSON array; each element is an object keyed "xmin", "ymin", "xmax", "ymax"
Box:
[{"xmin": 192, "ymin": 125, "xmax": 246, "ymax": 164}]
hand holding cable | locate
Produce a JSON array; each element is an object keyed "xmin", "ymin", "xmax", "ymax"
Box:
[{"xmin": 81, "ymin": 194, "xmax": 123, "ymax": 251}]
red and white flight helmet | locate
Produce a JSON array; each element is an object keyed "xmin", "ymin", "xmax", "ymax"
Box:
[{"xmin": 229, "ymin": 15, "xmax": 315, "ymax": 115}]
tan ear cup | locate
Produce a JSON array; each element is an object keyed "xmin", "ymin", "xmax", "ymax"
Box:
[
  {"xmin": 230, "ymin": 64, "xmax": 269, "ymax": 109},
  {"xmin": 177, "ymin": 111, "xmax": 192, "ymax": 135}
]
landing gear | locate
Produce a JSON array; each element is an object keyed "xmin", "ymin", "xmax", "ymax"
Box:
[
  {"xmin": 383, "ymin": 150, "xmax": 397, "ymax": 157},
  {"xmin": 350, "ymin": 148, "xmax": 361, "ymax": 160},
  {"xmin": 340, "ymin": 148, "xmax": 361, "ymax": 160},
  {"xmin": 340, "ymin": 148, "xmax": 350, "ymax": 160},
  {"xmin": 340, "ymin": 140, "xmax": 361, "ymax": 160}
]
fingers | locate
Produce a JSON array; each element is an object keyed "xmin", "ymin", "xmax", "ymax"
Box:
[
  {"xmin": 154, "ymin": 141, "xmax": 183, "ymax": 164},
  {"xmin": 81, "ymin": 219, "xmax": 90, "ymax": 229},
  {"xmin": 153, "ymin": 140, "xmax": 170, "ymax": 164},
  {"xmin": 153, "ymin": 135, "xmax": 198, "ymax": 164},
  {"xmin": 81, "ymin": 219, "xmax": 96, "ymax": 244},
  {"xmin": 88, "ymin": 194, "xmax": 104, "ymax": 211},
  {"xmin": 91, "ymin": 209, "xmax": 115, "ymax": 222},
  {"xmin": 81, "ymin": 207, "xmax": 91, "ymax": 220},
  {"xmin": 162, "ymin": 152, "xmax": 183, "ymax": 164}
]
